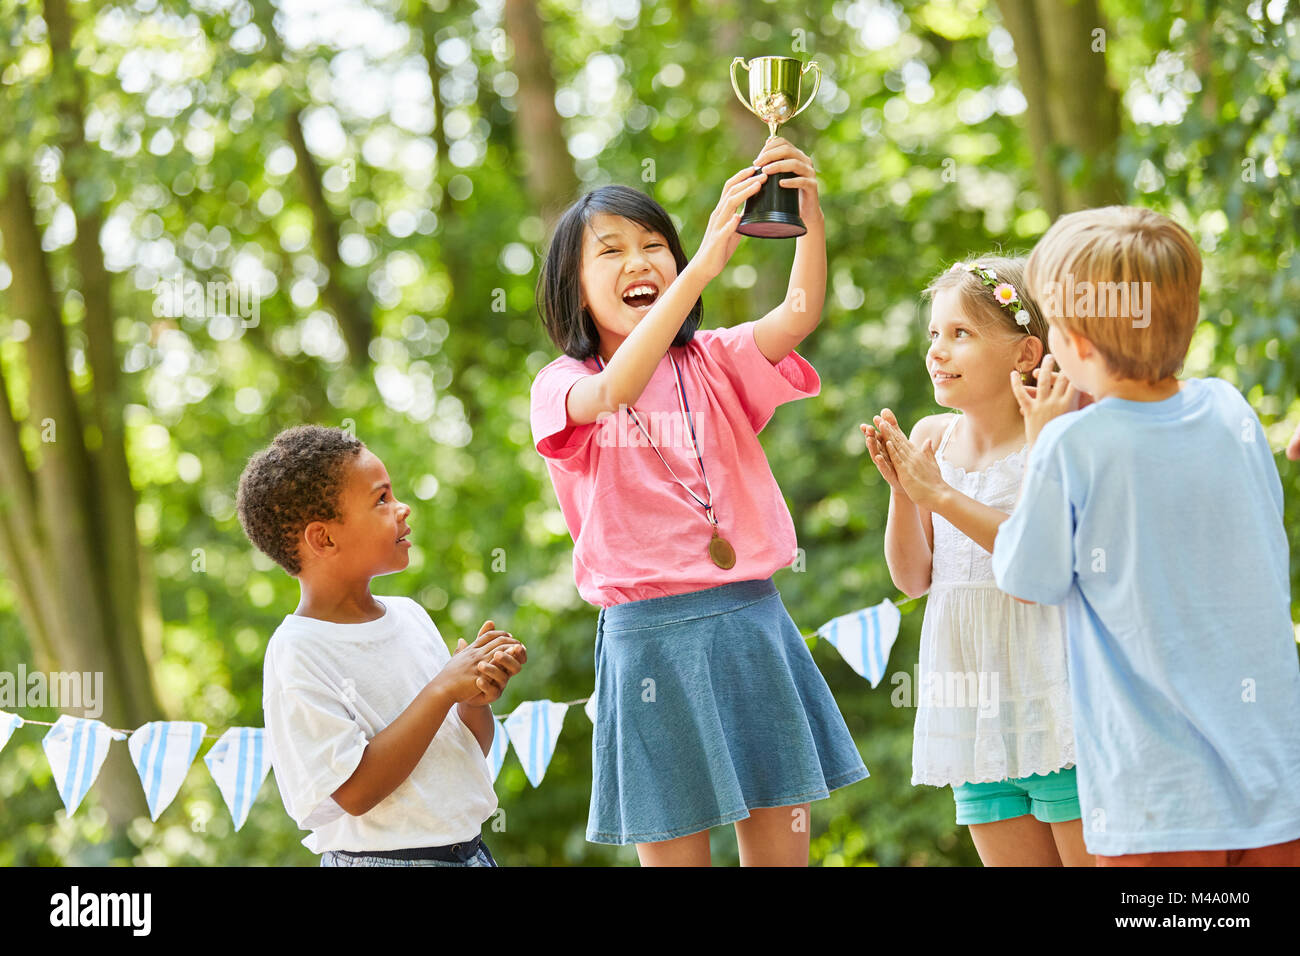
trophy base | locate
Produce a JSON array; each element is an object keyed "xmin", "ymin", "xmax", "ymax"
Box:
[
  {"xmin": 737, "ymin": 171, "xmax": 807, "ymax": 239},
  {"xmin": 736, "ymin": 215, "xmax": 807, "ymax": 239}
]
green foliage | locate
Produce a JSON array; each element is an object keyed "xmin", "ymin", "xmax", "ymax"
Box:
[{"xmin": 0, "ymin": 0, "xmax": 1295, "ymax": 867}]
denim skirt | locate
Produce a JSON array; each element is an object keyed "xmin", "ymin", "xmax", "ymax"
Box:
[{"xmin": 587, "ymin": 578, "xmax": 869, "ymax": 845}]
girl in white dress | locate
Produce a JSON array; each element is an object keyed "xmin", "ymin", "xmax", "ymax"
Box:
[{"xmin": 861, "ymin": 256, "xmax": 1092, "ymax": 866}]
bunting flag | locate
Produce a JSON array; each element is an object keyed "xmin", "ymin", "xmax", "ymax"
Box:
[
  {"xmin": 128, "ymin": 721, "xmax": 207, "ymax": 821},
  {"xmin": 203, "ymin": 727, "xmax": 271, "ymax": 832},
  {"xmin": 816, "ymin": 600, "xmax": 903, "ymax": 688},
  {"xmin": 487, "ymin": 717, "xmax": 509, "ymax": 783},
  {"xmin": 5, "ymin": 597, "xmax": 916, "ymax": 828},
  {"xmin": 41, "ymin": 716, "xmax": 128, "ymax": 817},
  {"xmin": 0, "ymin": 711, "xmax": 22, "ymax": 754},
  {"xmin": 504, "ymin": 700, "xmax": 567, "ymax": 788}
]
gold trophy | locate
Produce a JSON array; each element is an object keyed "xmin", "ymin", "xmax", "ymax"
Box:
[{"xmin": 730, "ymin": 55, "xmax": 821, "ymax": 238}]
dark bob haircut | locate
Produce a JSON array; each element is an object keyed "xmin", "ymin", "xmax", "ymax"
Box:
[{"xmin": 536, "ymin": 185, "xmax": 702, "ymax": 360}]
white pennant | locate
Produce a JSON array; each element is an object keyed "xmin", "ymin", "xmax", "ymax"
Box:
[
  {"xmin": 817, "ymin": 600, "xmax": 902, "ymax": 687},
  {"xmin": 0, "ymin": 711, "xmax": 23, "ymax": 755},
  {"xmin": 41, "ymin": 715, "xmax": 127, "ymax": 817},
  {"xmin": 487, "ymin": 717, "xmax": 509, "ymax": 783},
  {"xmin": 203, "ymin": 727, "xmax": 271, "ymax": 831},
  {"xmin": 128, "ymin": 721, "xmax": 207, "ymax": 821},
  {"xmin": 583, "ymin": 694, "xmax": 597, "ymax": 726},
  {"xmin": 503, "ymin": 700, "xmax": 567, "ymax": 788}
]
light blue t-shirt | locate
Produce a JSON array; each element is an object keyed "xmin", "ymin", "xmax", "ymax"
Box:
[{"xmin": 992, "ymin": 376, "xmax": 1300, "ymax": 856}]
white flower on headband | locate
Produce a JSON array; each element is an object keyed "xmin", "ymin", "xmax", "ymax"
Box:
[{"xmin": 1014, "ymin": 309, "xmax": 1030, "ymax": 327}]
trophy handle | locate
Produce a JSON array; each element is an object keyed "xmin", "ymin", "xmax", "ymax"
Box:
[
  {"xmin": 730, "ymin": 57, "xmax": 758, "ymax": 118},
  {"xmin": 789, "ymin": 60, "xmax": 822, "ymax": 121}
]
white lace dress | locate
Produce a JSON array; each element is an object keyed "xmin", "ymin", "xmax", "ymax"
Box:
[{"xmin": 911, "ymin": 415, "xmax": 1075, "ymax": 787}]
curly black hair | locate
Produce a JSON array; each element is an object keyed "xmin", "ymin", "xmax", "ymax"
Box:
[{"xmin": 236, "ymin": 425, "xmax": 364, "ymax": 576}]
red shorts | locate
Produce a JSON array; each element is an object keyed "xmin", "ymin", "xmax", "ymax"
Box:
[{"xmin": 1096, "ymin": 836, "xmax": 1300, "ymax": 867}]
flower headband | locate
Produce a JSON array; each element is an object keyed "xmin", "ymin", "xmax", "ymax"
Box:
[{"xmin": 949, "ymin": 262, "xmax": 1031, "ymax": 329}]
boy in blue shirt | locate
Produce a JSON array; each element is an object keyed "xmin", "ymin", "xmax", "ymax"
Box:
[{"xmin": 993, "ymin": 205, "xmax": 1300, "ymax": 865}]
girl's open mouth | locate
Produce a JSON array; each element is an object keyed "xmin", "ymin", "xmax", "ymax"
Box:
[{"xmin": 622, "ymin": 283, "xmax": 660, "ymax": 310}]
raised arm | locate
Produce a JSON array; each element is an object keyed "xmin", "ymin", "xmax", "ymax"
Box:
[
  {"xmin": 566, "ymin": 168, "xmax": 768, "ymax": 425},
  {"xmin": 753, "ymin": 138, "xmax": 826, "ymax": 364}
]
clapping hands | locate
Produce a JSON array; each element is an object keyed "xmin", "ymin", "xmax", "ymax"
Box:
[
  {"xmin": 451, "ymin": 620, "xmax": 527, "ymax": 707},
  {"xmin": 861, "ymin": 410, "xmax": 948, "ymax": 510}
]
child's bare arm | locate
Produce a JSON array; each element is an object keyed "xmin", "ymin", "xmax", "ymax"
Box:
[
  {"xmin": 456, "ymin": 701, "xmax": 498, "ymax": 757},
  {"xmin": 564, "ymin": 261, "xmax": 712, "ymax": 424},
  {"xmin": 330, "ymin": 677, "xmax": 457, "ymax": 816},
  {"xmin": 752, "ymin": 138, "xmax": 825, "ymax": 364},
  {"xmin": 566, "ymin": 169, "xmax": 766, "ymax": 425},
  {"xmin": 456, "ymin": 642, "xmax": 527, "ymax": 756},
  {"xmin": 884, "ymin": 485, "xmax": 933, "ymax": 599},
  {"xmin": 925, "ymin": 489, "xmax": 1010, "ymax": 555},
  {"xmin": 331, "ymin": 629, "xmax": 517, "ymax": 816},
  {"xmin": 864, "ymin": 411, "xmax": 940, "ymax": 598},
  {"xmin": 876, "ymin": 417, "xmax": 1011, "ymax": 555}
]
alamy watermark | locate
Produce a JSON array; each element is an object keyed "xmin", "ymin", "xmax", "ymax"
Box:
[
  {"xmin": 890, "ymin": 665, "xmax": 1000, "ymax": 718},
  {"xmin": 50, "ymin": 886, "xmax": 150, "ymax": 935},
  {"xmin": 1038, "ymin": 273, "xmax": 1153, "ymax": 329},
  {"xmin": 0, "ymin": 666, "xmax": 103, "ymax": 719},
  {"xmin": 152, "ymin": 275, "xmax": 260, "ymax": 328},
  {"xmin": 595, "ymin": 407, "xmax": 708, "ymax": 448}
]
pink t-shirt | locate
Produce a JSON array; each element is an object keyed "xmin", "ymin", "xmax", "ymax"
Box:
[{"xmin": 529, "ymin": 321, "xmax": 820, "ymax": 608}]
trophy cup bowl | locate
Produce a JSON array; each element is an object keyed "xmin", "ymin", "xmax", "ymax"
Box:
[{"xmin": 730, "ymin": 55, "xmax": 821, "ymax": 238}]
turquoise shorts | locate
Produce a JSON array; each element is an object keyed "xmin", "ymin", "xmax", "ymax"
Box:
[{"xmin": 952, "ymin": 766, "xmax": 1081, "ymax": 825}]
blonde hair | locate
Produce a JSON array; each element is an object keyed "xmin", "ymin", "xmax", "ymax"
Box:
[
  {"xmin": 923, "ymin": 255, "xmax": 1049, "ymax": 364},
  {"xmin": 1024, "ymin": 206, "xmax": 1201, "ymax": 383}
]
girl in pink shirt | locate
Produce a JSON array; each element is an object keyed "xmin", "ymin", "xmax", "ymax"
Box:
[{"xmin": 529, "ymin": 139, "xmax": 868, "ymax": 865}]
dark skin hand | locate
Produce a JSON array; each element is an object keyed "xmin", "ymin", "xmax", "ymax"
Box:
[{"xmin": 330, "ymin": 621, "xmax": 526, "ymax": 816}]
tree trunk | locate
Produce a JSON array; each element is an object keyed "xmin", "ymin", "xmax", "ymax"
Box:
[
  {"xmin": 412, "ymin": 0, "xmax": 454, "ymax": 223},
  {"xmin": 412, "ymin": 0, "xmax": 467, "ymax": 297},
  {"xmin": 45, "ymin": 0, "xmax": 158, "ymax": 726},
  {"xmin": 0, "ymin": 166, "xmax": 150, "ymax": 826},
  {"xmin": 503, "ymin": 0, "xmax": 580, "ymax": 223},
  {"xmin": 995, "ymin": 0, "xmax": 1123, "ymax": 216},
  {"xmin": 0, "ymin": 361, "xmax": 61, "ymax": 660}
]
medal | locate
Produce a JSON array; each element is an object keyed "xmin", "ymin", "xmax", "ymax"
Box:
[
  {"xmin": 708, "ymin": 531, "xmax": 736, "ymax": 570},
  {"xmin": 594, "ymin": 350, "xmax": 736, "ymax": 569}
]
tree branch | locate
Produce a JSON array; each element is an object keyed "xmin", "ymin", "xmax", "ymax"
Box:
[{"xmin": 252, "ymin": 0, "xmax": 375, "ymax": 367}]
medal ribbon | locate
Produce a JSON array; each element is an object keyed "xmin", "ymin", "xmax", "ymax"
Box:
[{"xmin": 593, "ymin": 351, "xmax": 720, "ymax": 529}]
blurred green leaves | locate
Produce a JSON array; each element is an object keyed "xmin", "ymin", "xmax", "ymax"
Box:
[{"xmin": 0, "ymin": 0, "xmax": 1296, "ymax": 867}]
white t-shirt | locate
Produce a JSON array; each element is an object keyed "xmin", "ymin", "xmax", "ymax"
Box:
[{"xmin": 262, "ymin": 595, "xmax": 498, "ymax": 853}]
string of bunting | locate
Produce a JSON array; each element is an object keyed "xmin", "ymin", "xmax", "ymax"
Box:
[{"xmin": 0, "ymin": 597, "xmax": 909, "ymax": 828}]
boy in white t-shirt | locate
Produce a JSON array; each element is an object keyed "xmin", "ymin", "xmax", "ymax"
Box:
[{"xmin": 237, "ymin": 425, "xmax": 526, "ymax": 866}]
